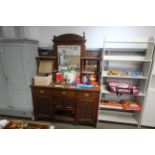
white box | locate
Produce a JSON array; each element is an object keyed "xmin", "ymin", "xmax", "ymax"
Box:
[
  {"xmin": 34, "ymin": 74, "xmax": 52, "ymax": 86},
  {"xmin": 34, "ymin": 59, "xmax": 53, "ymax": 86}
]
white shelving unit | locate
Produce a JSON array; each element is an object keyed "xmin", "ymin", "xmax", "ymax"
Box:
[{"xmin": 98, "ymin": 37, "xmax": 155, "ymax": 127}]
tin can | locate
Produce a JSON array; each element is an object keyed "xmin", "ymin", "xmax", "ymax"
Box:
[{"xmin": 56, "ymin": 72, "xmax": 63, "ymax": 82}]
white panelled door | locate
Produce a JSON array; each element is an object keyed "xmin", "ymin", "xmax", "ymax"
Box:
[
  {"xmin": 0, "ymin": 48, "xmax": 11, "ymax": 108},
  {"xmin": 2, "ymin": 45, "xmax": 28, "ymax": 109}
]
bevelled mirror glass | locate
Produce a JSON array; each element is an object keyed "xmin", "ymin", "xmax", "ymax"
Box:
[{"xmin": 58, "ymin": 45, "xmax": 80, "ymax": 72}]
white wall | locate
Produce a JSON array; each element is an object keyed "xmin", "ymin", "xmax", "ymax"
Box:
[{"xmin": 24, "ymin": 26, "xmax": 155, "ymax": 48}]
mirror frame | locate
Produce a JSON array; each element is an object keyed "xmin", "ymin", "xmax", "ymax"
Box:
[{"xmin": 53, "ymin": 33, "xmax": 86, "ymax": 71}]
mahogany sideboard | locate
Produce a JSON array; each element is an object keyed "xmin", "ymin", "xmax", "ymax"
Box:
[{"xmin": 31, "ymin": 83, "xmax": 100, "ymax": 127}]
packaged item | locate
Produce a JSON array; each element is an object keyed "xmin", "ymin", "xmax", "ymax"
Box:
[
  {"xmin": 100, "ymin": 100, "xmax": 123, "ymax": 109},
  {"xmin": 34, "ymin": 60, "xmax": 53, "ymax": 86},
  {"xmin": 90, "ymin": 74, "xmax": 96, "ymax": 85},
  {"xmin": 107, "ymin": 81, "xmax": 140, "ymax": 95},
  {"xmin": 34, "ymin": 74, "xmax": 52, "ymax": 86},
  {"xmin": 120, "ymin": 100, "xmax": 142, "ymax": 111},
  {"xmin": 56, "ymin": 72, "xmax": 63, "ymax": 83}
]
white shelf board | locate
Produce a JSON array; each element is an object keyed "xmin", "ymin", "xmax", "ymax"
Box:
[
  {"xmin": 101, "ymin": 85, "xmax": 145, "ymax": 96},
  {"xmin": 103, "ymin": 55, "xmax": 151, "ymax": 62},
  {"xmin": 105, "ymin": 41, "xmax": 153, "ymax": 43},
  {"xmin": 102, "ymin": 71, "xmax": 147, "ymax": 79},
  {"xmin": 98, "ymin": 110, "xmax": 138, "ymax": 125},
  {"xmin": 104, "ymin": 48, "xmax": 146, "ymax": 52}
]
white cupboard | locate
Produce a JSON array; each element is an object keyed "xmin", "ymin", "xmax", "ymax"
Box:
[
  {"xmin": 141, "ymin": 90, "xmax": 155, "ymax": 127},
  {"xmin": 0, "ymin": 39, "xmax": 38, "ymax": 118}
]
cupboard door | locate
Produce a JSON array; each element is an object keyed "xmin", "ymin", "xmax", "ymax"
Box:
[
  {"xmin": 54, "ymin": 96, "xmax": 64, "ymax": 109},
  {"xmin": 64, "ymin": 98, "xmax": 76, "ymax": 111},
  {"xmin": 2, "ymin": 45, "xmax": 26, "ymax": 88},
  {"xmin": 32, "ymin": 89, "xmax": 53, "ymax": 120},
  {"xmin": 33, "ymin": 96, "xmax": 52, "ymax": 120},
  {"xmin": 53, "ymin": 90, "xmax": 76, "ymax": 111},
  {"xmin": 0, "ymin": 49, "xmax": 11, "ymax": 108},
  {"xmin": 77, "ymin": 91, "xmax": 99, "ymax": 126},
  {"xmin": 77, "ymin": 100, "xmax": 94, "ymax": 123},
  {"xmin": 0, "ymin": 49, "xmax": 5, "ymax": 89},
  {"xmin": 2, "ymin": 45, "xmax": 29, "ymax": 110}
]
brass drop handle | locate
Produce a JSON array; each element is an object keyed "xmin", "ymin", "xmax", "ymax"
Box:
[
  {"xmin": 84, "ymin": 93, "xmax": 90, "ymax": 97},
  {"xmin": 62, "ymin": 91, "xmax": 66, "ymax": 95},
  {"xmin": 40, "ymin": 90, "xmax": 45, "ymax": 93}
]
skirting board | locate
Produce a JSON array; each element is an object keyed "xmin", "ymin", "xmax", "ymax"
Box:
[{"xmin": 0, "ymin": 109, "xmax": 33, "ymax": 118}]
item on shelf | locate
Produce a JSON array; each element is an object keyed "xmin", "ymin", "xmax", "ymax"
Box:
[
  {"xmin": 120, "ymin": 100, "xmax": 142, "ymax": 111},
  {"xmin": 34, "ymin": 60, "xmax": 53, "ymax": 86},
  {"xmin": 85, "ymin": 63, "xmax": 97, "ymax": 72},
  {"xmin": 82, "ymin": 75, "xmax": 88, "ymax": 84},
  {"xmin": 127, "ymin": 71, "xmax": 142, "ymax": 77},
  {"xmin": 100, "ymin": 100, "xmax": 123, "ymax": 109},
  {"xmin": 85, "ymin": 60, "xmax": 97, "ymax": 72},
  {"xmin": 69, "ymin": 64, "xmax": 80, "ymax": 72},
  {"xmin": 107, "ymin": 81, "xmax": 140, "ymax": 95},
  {"xmin": 56, "ymin": 72, "xmax": 63, "ymax": 83},
  {"xmin": 119, "ymin": 70, "xmax": 128, "ymax": 76},
  {"xmin": 77, "ymin": 84, "xmax": 94, "ymax": 89},
  {"xmin": 38, "ymin": 49, "xmax": 52, "ymax": 56},
  {"xmin": 75, "ymin": 76, "xmax": 81, "ymax": 84},
  {"xmin": 107, "ymin": 70, "xmax": 119, "ymax": 76},
  {"xmin": 67, "ymin": 72, "xmax": 77, "ymax": 84},
  {"xmin": 90, "ymin": 74, "xmax": 96, "ymax": 85},
  {"xmin": 59, "ymin": 65, "xmax": 69, "ymax": 73}
]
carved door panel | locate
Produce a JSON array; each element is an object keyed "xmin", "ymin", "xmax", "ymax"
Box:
[
  {"xmin": 64, "ymin": 98, "xmax": 76, "ymax": 111},
  {"xmin": 54, "ymin": 96, "xmax": 64, "ymax": 109},
  {"xmin": 32, "ymin": 88, "xmax": 53, "ymax": 120},
  {"xmin": 77, "ymin": 99, "xmax": 94, "ymax": 122},
  {"xmin": 33, "ymin": 96, "xmax": 52, "ymax": 120}
]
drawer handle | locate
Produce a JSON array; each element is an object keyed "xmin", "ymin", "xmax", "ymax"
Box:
[
  {"xmin": 84, "ymin": 93, "xmax": 90, "ymax": 97},
  {"xmin": 40, "ymin": 90, "xmax": 45, "ymax": 93},
  {"xmin": 62, "ymin": 91, "xmax": 66, "ymax": 95}
]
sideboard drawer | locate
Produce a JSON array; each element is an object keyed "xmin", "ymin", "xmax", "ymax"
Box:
[
  {"xmin": 77, "ymin": 92, "xmax": 98, "ymax": 100},
  {"xmin": 53, "ymin": 90, "xmax": 75, "ymax": 98},
  {"xmin": 32, "ymin": 88, "xmax": 50, "ymax": 96}
]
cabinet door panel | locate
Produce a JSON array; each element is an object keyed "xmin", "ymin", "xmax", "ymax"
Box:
[
  {"xmin": 54, "ymin": 96, "xmax": 64, "ymax": 109},
  {"xmin": 0, "ymin": 49, "xmax": 11, "ymax": 108},
  {"xmin": 0, "ymin": 89, "xmax": 10, "ymax": 108},
  {"xmin": 8, "ymin": 89, "xmax": 32, "ymax": 110},
  {"xmin": 2, "ymin": 45, "xmax": 25, "ymax": 88},
  {"xmin": 0, "ymin": 50, "xmax": 6, "ymax": 89},
  {"xmin": 64, "ymin": 99, "xmax": 76, "ymax": 110},
  {"xmin": 77, "ymin": 100, "xmax": 94, "ymax": 121},
  {"xmin": 33, "ymin": 95, "xmax": 52, "ymax": 120}
]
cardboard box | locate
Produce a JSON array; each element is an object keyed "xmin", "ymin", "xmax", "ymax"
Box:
[
  {"xmin": 34, "ymin": 60, "xmax": 53, "ymax": 86},
  {"xmin": 38, "ymin": 60, "xmax": 53, "ymax": 74},
  {"xmin": 34, "ymin": 74, "xmax": 52, "ymax": 86}
]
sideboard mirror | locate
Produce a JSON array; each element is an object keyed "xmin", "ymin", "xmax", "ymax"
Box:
[
  {"xmin": 53, "ymin": 33, "xmax": 86, "ymax": 73},
  {"xmin": 57, "ymin": 45, "xmax": 81, "ymax": 71}
]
